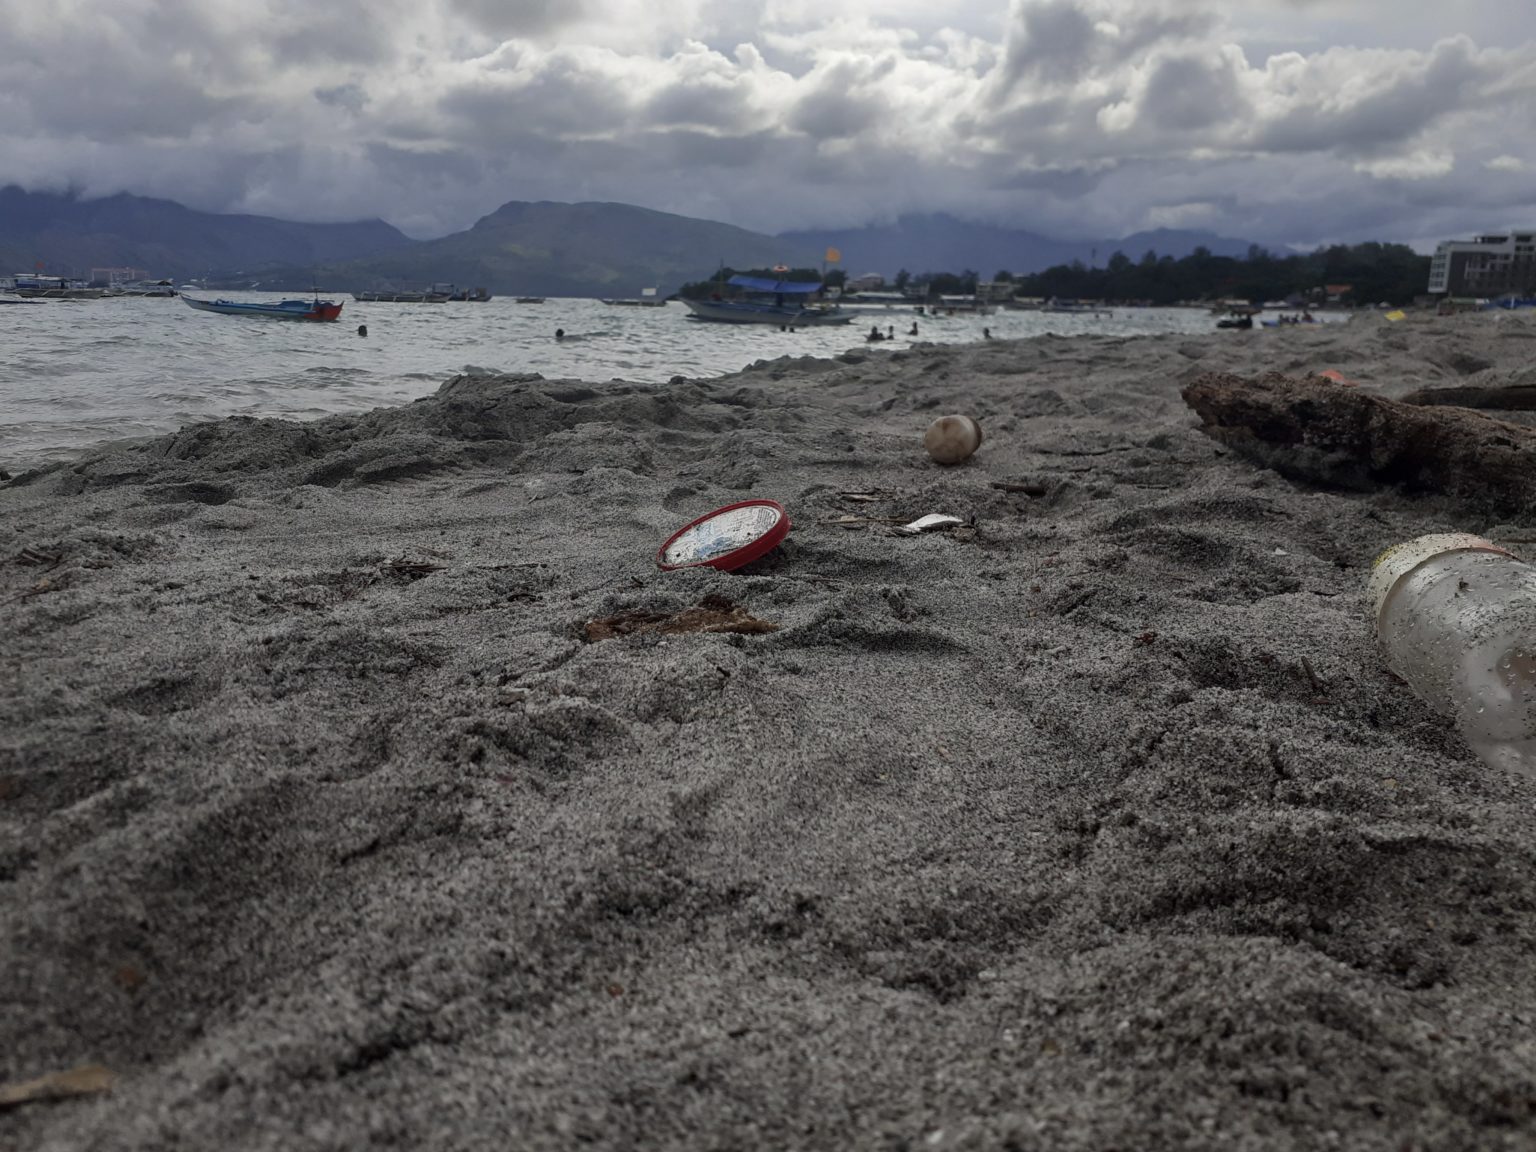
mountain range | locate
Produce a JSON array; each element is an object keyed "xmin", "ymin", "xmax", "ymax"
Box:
[
  {"xmin": 0, "ymin": 186, "xmax": 1257, "ymax": 295},
  {"xmin": 0, "ymin": 186, "xmax": 410, "ymax": 283}
]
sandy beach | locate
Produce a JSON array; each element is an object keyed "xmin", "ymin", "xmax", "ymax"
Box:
[{"xmin": 4, "ymin": 314, "xmax": 1535, "ymax": 1150}]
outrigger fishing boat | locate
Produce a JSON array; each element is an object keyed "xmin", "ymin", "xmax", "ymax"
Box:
[
  {"xmin": 682, "ymin": 274, "xmax": 850, "ymax": 326},
  {"xmin": 182, "ymin": 293, "xmax": 343, "ymax": 321}
]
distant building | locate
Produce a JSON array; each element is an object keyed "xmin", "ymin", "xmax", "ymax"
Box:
[
  {"xmin": 1304, "ymin": 284, "xmax": 1353, "ymax": 305},
  {"xmin": 89, "ymin": 266, "xmax": 144, "ymax": 287},
  {"xmin": 1428, "ymin": 232, "xmax": 1536, "ymax": 296},
  {"xmin": 848, "ymin": 271, "xmax": 885, "ymax": 292}
]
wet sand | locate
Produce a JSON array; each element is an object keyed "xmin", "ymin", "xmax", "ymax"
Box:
[{"xmin": 3, "ymin": 312, "xmax": 1535, "ymax": 1150}]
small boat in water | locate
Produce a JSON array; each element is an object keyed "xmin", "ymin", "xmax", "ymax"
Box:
[
  {"xmin": 352, "ymin": 288, "xmax": 446, "ymax": 303},
  {"xmin": 432, "ymin": 283, "xmax": 492, "ymax": 302},
  {"xmin": 1216, "ymin": 306, "xmax": 1260, "ymax": 330},
  {"xmin": 602, "ymin": 287, "xmax": 667, "ymax": 307},
  {"xmin": 182, "ymin": 294, "xmax": 343, "ymax": 321},
  {"xmin": 7, "ymin": 274, "xmax": 106, "ymax": 299},
  {"xmin": 682, "ymin": 274, "xmax": 850, "ymax": 326},
  {"xmin": 352, "ymin": 282, "xmax": 491, "ymax": 302}
]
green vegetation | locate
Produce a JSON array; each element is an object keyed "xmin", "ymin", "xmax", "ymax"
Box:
[
  {"xmin": 1012, "ymin": 242, "xmax": 1431, "ymax": 307},
  {"xmin": 684, "ymin": 242, "xmax": 1432, "ymax": 307}
]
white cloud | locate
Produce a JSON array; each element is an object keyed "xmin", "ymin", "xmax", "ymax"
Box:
[
  {"xmin": 1354, "ymin": 150, "xmax": 1457, "ymax": 180},
  {"xmin": 0, "ymin": 0, "xmax": 1534, "ymax": 246}
]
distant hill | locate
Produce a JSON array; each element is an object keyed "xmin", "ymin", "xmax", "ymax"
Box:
[
  {"xmin": 0, "ymin": 187, "xmax": 1260, "ymax": 295},
  {"xmin": 778, "ymin": 214, "xmax": 1256, "ymax": 279},
  {"xmin": 312, "ymin": 201, "xmax": 818, "ymax": 297},
  {"xmin": 0, "ymin": 186, "xmax": 411, "ymax": 282}
]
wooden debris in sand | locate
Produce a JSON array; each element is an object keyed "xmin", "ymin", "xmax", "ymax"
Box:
[
  {"xmin": 380, "ymin": 558, "xmax": 446, "ymax": 579},
  {"xmin": 0, "ymin": 1064, "xmax": 114, "ymax": 1110},
  {"xmin": 837, "ymin": 489, "xmax": 892, "ymax": 503},
  {"xmin": 1400, "ymin": 383, "xmax": 1536, "ymax": 411},
  {"xmin": 584, "ymin": 594, "xmax": 778, "ymax": 642},
  {"xmin": 14, "ymin": 545, "xmax": 62, "ymax": 567},
  {"xmin": 1182, "ymin": 371, "xmax": 1536, "ymax": 515}
]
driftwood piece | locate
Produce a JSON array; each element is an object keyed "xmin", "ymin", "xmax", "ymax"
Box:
[
  {"xmin": 1182, "ymin": 372, "xmax": 1536, "ymax": 514},
  {"xmin": 0, "ymin": 1064, "xmax": 114, "ymax": 1109},
  {"xmin": 1400, "ymin": 384, "xmax": 1536, "ymax": 410}
]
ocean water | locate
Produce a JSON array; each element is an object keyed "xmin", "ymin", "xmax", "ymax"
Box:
[{"xmin": 0, "ymin": 293, "xmax": 1223, "ymax": 468}]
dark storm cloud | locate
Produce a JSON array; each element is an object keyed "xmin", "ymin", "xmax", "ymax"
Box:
[
  {"xmin": 985, "ymin": 163, "xmax": 1109, "ymax": 197},
  {"xmin": 649, "ymin": 129, "xmax": 779, "ymax": 170},
  {"xmin": 315, "ymin": 84, "xmax": 369, "ymax": 113},
  {"xmin": 1138, "ymin": 53, "xmax": 1248, "ymax": 132},
  {"xmin": 438, "ymin": 59, "xmax": 632, "ymax": 141},
  {"xmin": 262, "ymin": 0, "xmax": 400, "ymax": 67},
  {"xmin": 1112, "ymin": 9, "xmax": 1216, "ymax": 61},
  {"xmin": 990, "ymin": 1, "xmax": 1215, "ymax": 98},
  {"xmin": 448, "ymin": 0, "xmax": 589, "ymax": 39},
  {"xmin": 996, "ymin": 0, "xmax": 1099, "ymax": 86},
  {"xmin": 786, "ymin": 58, "xmax": 893, "ymax": 140},
  {"xmin": 642, "ymin": 77, "xmax": 759, "ymax": 134}
]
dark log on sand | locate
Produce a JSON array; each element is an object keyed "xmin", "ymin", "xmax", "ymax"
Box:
[
  {"xmin": 1400, "ymin": 384, "xmax": 1536, "ymax": 410},
  {"xmin": 1182, "ymin": 371, "xmax": 1536, "ymax": 515}
]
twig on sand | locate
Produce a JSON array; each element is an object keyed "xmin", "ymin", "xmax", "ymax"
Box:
[
  {"xmin": 380, "ymin": 558, "xmax": 446, "ymax": 578},
  {"xmin": 1, "ymin": 577, "xmax": 59, "ymax": 606},
  {"xmin": 0, "ymin": 1064, "xmax": 114, "ymax": 1110},
  {"xmin": 14, "ymin": 546, "xmax": 62, "ymax": 569},
  {"xmin": 838, "ymin": 490, "xmax": 891, "ymax": 503},
  {"xmin": 1301, "ymin": 656, "xmax": 1326, "ymax": 696}
]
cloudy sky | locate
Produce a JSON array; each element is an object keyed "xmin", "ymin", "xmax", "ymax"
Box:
[{"xmin": 3, "ymin": 0, "xmax": 1534, "ymax": 249}]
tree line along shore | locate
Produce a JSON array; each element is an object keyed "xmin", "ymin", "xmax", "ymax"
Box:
[{"xmin": 680, "ymin": 241, "xmax": 1431, "ymax": 309}]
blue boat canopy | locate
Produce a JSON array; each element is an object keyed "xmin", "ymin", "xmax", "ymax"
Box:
[{"xmin": 727, "ymin": 275, "xmax": 821, "ymax": 294}]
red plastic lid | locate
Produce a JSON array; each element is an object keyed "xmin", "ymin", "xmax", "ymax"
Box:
[{"xmin": 656, "ymin": 499, "xmax": 791, "ymax": 572}]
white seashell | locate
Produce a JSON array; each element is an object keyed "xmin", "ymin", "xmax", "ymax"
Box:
[{"xmin": 923, "ymin": 414, "xmax": 983, "ymax": 465}]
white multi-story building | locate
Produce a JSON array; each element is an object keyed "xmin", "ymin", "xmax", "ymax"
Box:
[{"xmin": 1428, "ymin": 231, "xmax": 1536, "ymax": 296}]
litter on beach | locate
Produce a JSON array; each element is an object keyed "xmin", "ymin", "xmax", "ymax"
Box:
[
  {"xmin": 1316, "ymin": 368, "xmax": 1360, "ymax": 386},
  {"xmin": 656, "ymin": 499, "xmax": 791, "ymax": 572},
  {"xmin": 894, "ymin": 513, "xmax": 967, "ymax": 535},
  {"xmin": 923, "ymin": 414, "xmax": 983, "ymax": 464}
]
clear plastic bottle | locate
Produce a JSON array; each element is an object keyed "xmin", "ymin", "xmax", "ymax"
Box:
[{"xmin": 1369, "ymin": 533, "xmax": 1536, "ymax": 781}]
